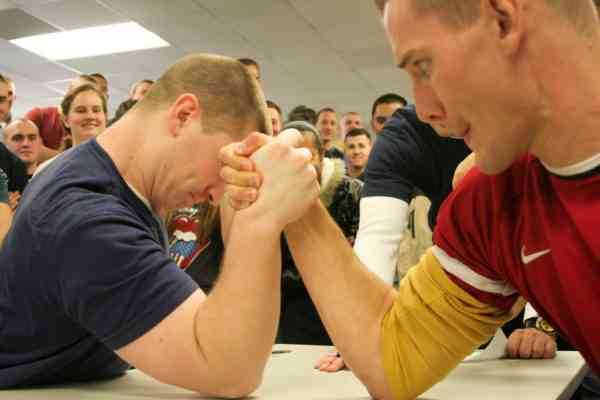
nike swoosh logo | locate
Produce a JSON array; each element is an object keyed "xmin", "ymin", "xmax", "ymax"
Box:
[{"xmin": 521, "ymin": 247, "xmax": 551, "ymax": 264}]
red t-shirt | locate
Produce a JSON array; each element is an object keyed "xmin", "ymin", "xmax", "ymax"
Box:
[
  {"xmin": 433, "ymin": 154, "xmax": 600, "ymax": 373},
  {"xmin": 25, "ymin": 107, "xmax": 66, "ymax": 150}
]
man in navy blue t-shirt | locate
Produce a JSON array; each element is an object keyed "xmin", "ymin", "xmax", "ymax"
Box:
[{"xmin": 0, "ymin": 54, "xmax": 319, "ymax": 396}]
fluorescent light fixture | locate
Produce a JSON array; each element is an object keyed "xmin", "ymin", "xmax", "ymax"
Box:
[{"xmin": 10, "ymin": 22, "xmax": 170, "ymax": 61}]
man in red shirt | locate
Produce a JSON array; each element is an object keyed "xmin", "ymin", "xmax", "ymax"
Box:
[{"xmin": 220, "ymin": 0, "xmax": 600, "ymax": 398}]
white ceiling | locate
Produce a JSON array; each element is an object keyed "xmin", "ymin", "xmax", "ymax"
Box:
[{"xmin": 0, "ymin": 0, "xmax": 413, "ymax": 124}]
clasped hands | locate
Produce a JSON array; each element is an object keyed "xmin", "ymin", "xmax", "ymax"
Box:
[{"xmin": 218, "ymin": 129, "xmax": 320, "ymax": 230}]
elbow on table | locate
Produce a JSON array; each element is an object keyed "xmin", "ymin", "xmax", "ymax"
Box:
[{"xmin": 192, "ymin": 369, "xmax": 264, "ymax": 399}]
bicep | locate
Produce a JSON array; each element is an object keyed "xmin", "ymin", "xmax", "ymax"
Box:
[{"xmin": 116, "ymin": 289, "xmax": 215, "ymax": 393}]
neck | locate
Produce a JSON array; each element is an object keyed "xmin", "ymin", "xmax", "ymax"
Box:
[
  {"xmin": 26, "ymin": 162, "xmax": 37, "ymax": 176},
  {"xmin": 347, "ymin": 165, "xmax": 364, "ymax": 178},
  {"xmin": 528, "ymin": 23, "xmax": 600, "ymax": 168},
  {"xmin": 323, "ymin": 139, "xmax": 333, "ymax": 150},
  {"xmin": 96, "ymin": 114, "xmax": 164, "ymax": 218}
]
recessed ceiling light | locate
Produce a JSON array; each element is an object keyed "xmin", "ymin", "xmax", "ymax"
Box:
[{"xmin": 10, "ymin": 22, "xmax": 170, "ymax": 61}]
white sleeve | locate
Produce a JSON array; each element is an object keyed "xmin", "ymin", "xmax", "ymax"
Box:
[
  {"xmin": 353, "ymin": 196, "xmax": 409, "ymax": 285},
  {"xmin": 523, "ymin": 303, "xmax": 539, "ymax": 321}
]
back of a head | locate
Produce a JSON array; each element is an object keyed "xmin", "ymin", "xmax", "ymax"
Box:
[
  {"xmin": 288, "ymin": 105, "xmax": 318, "ymax": 125},
  {"xmin": 283, "ymin": 120, "xmax": 324, "ymax": 156},
  {"xmin": 138, "ymin": 54, "xmax": 270, "ymax": 136}
]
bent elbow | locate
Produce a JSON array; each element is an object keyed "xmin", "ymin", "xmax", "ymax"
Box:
[{"xmin": 201, "ymin": 372, "xmax": 263, "ymax": 399}]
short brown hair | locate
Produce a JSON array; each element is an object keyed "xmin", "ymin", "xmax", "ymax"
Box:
[
  {"xmin": 266, "ymin": 100, "xmax": 282, "ymax": 117},
  {"xmin": 61, "ymin": 84, "xmax": 108, "ymax": 121},
  {"xmin": 376, "ymin": 0, "xmax": 597, "ymax": 29},
  {"xmin": 316, "ymin": 107, "xmax": 337, "ymax": 121},
  {"xmin": 345, "ymin": 128, "xmax": 372, "ymax": 143},
  {"xmin": 139, "ymin": 54, "xmax": 270, "ymax": 137}
]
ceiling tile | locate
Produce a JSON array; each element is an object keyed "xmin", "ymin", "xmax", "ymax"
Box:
[
  {"xmin": 0, "ymin": 7, "xmax": 59, "ymax": 39},
  {"xmin": 23, "ymin": 0, "xmax": 127, "ymax": 30}
]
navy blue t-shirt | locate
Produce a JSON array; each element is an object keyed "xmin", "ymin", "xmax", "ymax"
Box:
[
  {"xmin": 363, "ymin": 106, "xmax": 471, "ymax": 228},
  {"xmin": 0, "ymin": 142, "xmax": 28, "ymax": 193},
  {"xmin": 0, "ymin": 139, "xmax": 198, "ymax": 387}
]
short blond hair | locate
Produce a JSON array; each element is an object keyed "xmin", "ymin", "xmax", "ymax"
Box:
[
  {"xmin": 375, "ymin": 0, "xmax": 598, "ymax": 29},
  {"xmin": 139, "ymin": 54, "xmax": 270, "ymax": 137}
]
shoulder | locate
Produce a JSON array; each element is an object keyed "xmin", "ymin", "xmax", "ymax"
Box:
[
  {"xmin": 379, "ymin": 106, "xmax": 438, "ymax": 145},
  {"xmin": 434, "ymin": 155, "xmax": 530, "ymax": 256}
]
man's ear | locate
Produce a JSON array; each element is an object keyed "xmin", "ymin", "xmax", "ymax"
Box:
[
  {"xmin": 484, "ymin": 0, "xmax": 524, "ymax": 56},
  {"xmin": 167, "ymin": 94, "xmax": 202, "ymax": 137}
]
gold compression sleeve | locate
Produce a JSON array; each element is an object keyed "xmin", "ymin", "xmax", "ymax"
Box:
[{"xmin": 380, "ymin": 249, "xmax": 524, "ymax": 399}]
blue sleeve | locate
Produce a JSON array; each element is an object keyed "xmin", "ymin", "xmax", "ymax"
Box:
[
  {"xmin": 362, "ymin": 118, "xmax": 424, "ymax": 202},
  {"xmin": 51, "ymin": 205, "xmax": 199, "ymax": 350}
]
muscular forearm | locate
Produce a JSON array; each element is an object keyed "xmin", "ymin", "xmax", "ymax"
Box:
[
  {"xmin": 0, "ymin": 203, "xmax": 12, "ymax": 246},
  {"xmin": 193, "ymin": 211, "xmax": 281, "ymax": 389},
  {"xmin": 285, "ymin": 201, "xmax": 395, "ymax": 399}
]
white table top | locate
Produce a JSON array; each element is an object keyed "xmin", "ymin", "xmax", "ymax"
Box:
[{"xmin": 0, "ymin": 345, "xmax": 586, "ymax": 399}]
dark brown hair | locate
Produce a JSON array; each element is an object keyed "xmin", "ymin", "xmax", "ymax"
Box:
[{"xmin": 61, "ymin": 84, "xmax": 108, "ymax": 123}]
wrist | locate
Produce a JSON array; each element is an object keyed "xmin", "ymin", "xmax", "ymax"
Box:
[
  {"xmin": 524, "ymin": 317, "xmax": 557, "ymax": 339},
  {"xmin": 236, "ymin": 207, "xmax": 285, "ymax": 236}
]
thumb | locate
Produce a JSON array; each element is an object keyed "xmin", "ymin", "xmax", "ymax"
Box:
[{"xmin": 236, "ymin": 132, "xmax": 271, "ymax": 156}]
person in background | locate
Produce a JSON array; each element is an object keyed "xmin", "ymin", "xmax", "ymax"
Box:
[
  {"xmin": 129, "ymin": 79, "xmax": 154, "ymax": 101},
  {"xmin": 0, "ymin": 168, "xmax": 11, "ymax": 246},
  {"xmin": 340, "ymin": 112, "xmax": 363, "ymax": 140},
  {"xmin": 288, "ymin": 105, "xmax": 317, "ymax": 125},
  {"xmin": 90, "ymin": 73, "xmax": 109, "ymax": 99},
  {"xmin": 0, "ymin": 74, "xmax": 12, "ymax": 130},
  {"xmin": 266, "ymin": 100, "xmax": 283, "ymax": 136},
  {"xmin": 3, "ymin": 119, "xmax": 42, "ymax": 179},
  {"xmin": 316, "ymin": 107, "xmax": 344, "ymax": 159},
  {"xmin": 0, "ymin": 141, "xmax": 27, "ymax": 204},
  {"xmin": 62, "ymin": 84, "xmax": 107, "ymax": 148},
  {"xmin": 343, "ymin": 128, "xmax": 372, "ymax": 181},
  {"xmin": 109, "ymin": 100, "xmax": 137, "ymax": 127},
  {"xmin": 277, "ymin": 120, "xmax": 362, "ymax": 345},
  {"xmin": 237, "ymin": 58, "xmax": 261, "ymax": 82},
  {"xmin": 34, "ymin": 84, "xmax": 107, "ymax": 175},
  {"xmin": 2, "ymin": 76, "xmax": 16, "ymax": 127},
  {"xmin": 25, "ymin": 75, "xmax": 99, "ymax": 163},
  {"xmin": 370, "ymin": 93, "xmax": 407, "ymax": 135}
]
